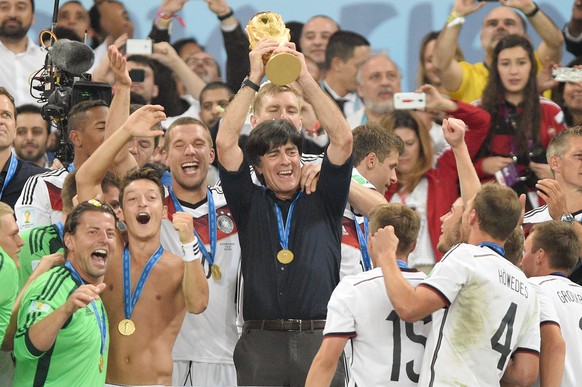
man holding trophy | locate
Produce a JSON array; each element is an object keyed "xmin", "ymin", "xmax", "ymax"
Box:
[{"xmin": 216, "ymin": 12, "xmax": 352, "ymax": 387}]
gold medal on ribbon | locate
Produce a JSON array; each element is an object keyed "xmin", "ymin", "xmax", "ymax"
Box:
[
  {"xmin": 277, "ymin": 249, "xmax": 294, "ymax": 264},
  {"xmin": 118, "ymin": 318, "xmax": 136, "ymax": 336},
  {"xmin": 211, "ymin": 264, "xmax": 222, "ymax": 280},
  {"xmin": 99, "ymin": 355, "xmax": 104, "ymax": 373}
]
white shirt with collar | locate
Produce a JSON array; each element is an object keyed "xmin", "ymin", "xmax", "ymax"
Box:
[
  {"xmin": 321, "ymin": 79, "xmax": 362, "ymax": 117},
  {"xmin": 0, "ymin": 37, "xmax": 46, "ymax": 106}
]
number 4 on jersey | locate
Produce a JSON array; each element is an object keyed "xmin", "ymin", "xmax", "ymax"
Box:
[{"xmin": 490, "ymin": 302, "xmax": 517, "ymax": 370}]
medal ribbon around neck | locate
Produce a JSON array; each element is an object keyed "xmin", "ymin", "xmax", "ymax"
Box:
[
  {"xmin": 352, "ymin": 213, "xmax": 372, "ymax": 271},
  {"xmin": 479, "ymin": 242, "xmax": 505, "ymax": 256},
  {"xmin": 273, "ymin": 192, "xmax": 302, "ymax": 256},
  {"xmin": 55, "ymin": 220, "xmax": 65, "ymax": 241},
  {"xmin": 397, "ymin": 259, "xmax": 410, "ymax": 269},
  {"xmin": 64, "ymin": 260, "xmax": 107, "ymax": 371},
  {"xmin": 0, "ymin": 153, "xmax": 17, "ymax": 198},
  {"xmin": 169, "ymin": 188, "xmax": 217, "ymax": 266},
  {"xmin": 122, "ymin": 244, "xmax": 164, "ymax": 320}
]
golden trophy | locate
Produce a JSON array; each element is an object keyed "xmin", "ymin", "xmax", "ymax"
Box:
[{"xmin": 246, "ymin": 12, "xmax": 301, "ymax": 85}]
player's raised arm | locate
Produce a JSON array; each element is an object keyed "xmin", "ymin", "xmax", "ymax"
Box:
[
  {"xmin": 76, "ymin": 106, "xmax": 165, "ymax": 201},
  {"xmin": 216, "ymin": 39, "xmax": 279, "ymax": 171},
  {"xmin": 369, "ymin": 226, "xmax": 445, "ymax": 322},
  {"xmin": 276, "ymin": 43, "xmax": 353, "ymax": 166},
  {"xmin": 172, "ymin": 211, "xmax": 209, "ymax": 314}
]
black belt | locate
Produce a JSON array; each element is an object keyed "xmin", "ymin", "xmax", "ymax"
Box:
[{"xmin": 243, "ymin": 319, "xmax": 326, "ymax": 331}]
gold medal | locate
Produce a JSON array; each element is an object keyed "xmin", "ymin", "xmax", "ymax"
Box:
[
  {"xmin": 277, "ymin": 249, "xmax": 294, "ymax": 264},
  {"xmin": 211, "ymin": 264, "xmax": 222, "ymax": 280},
  {"xmin": 99, "ymin": 355, "xmax": 104, "ymax": 373},
  {"xmin": 118, "ymin": 319, "xmax": 136, "ymax": 336}
]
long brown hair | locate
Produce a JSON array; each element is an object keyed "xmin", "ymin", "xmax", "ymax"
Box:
[
  {"xmin": 381, "ymin": 110, "xmax": 432, "ymax": 193},
  {"xmin": 479, "ymin": 34, "xmax": 540, "ymax": 159}
]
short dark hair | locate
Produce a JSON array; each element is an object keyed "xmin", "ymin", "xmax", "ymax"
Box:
[
  {"xmin": 127, "ymin": 55, "xmax": 159, "ymax": 85},
  {"xmin": 200, "ymin": 81, "xmax": 233, "ymax": 105},
  {"xmin": 0, "ymin": 87, "xmax": 16, "ymax": 116},
  {"xmin": 352, "ymin": 122, "xmax": 404, "ymax": 166},
  {"xmin": 325, "ymin": 30, "xmax": 370, "ymax": 70},
  {"xmin": 172, "ymin": 37, "xmax": 204, "ymax": 56},
  {"xmin": 531, "ymin": 221, "xmax": 581, "ymax": 274},
  {"xmin": 120, "ymin": 167, "xmax": 165, "ymax": 208},
  {"xmin": 64, "ymin": 199, "xmax": 117, "ymax": 236},
  {"xmin": 16, "ymin": 104, "xmax": 51, "ymax": 135},
  {"xmin": 245, "ymin": 119, "xmax": 303, "ymax": 169},
  {"xmin": 68, "ymin": 99, "xmax": 108, "ymax": 131},
  {"xmin": 165, "ymin": 116, "xmax": 211, "ymax": 151}
]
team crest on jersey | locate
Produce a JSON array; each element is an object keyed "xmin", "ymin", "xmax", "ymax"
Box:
[{"xmin": 217, "ymin": 213, "xmax": 234, "ymax": 234}]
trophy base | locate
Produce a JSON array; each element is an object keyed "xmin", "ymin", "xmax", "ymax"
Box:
[{"xmin": 265, "ymin": 52, "xmax": 301, "ymax": 85}]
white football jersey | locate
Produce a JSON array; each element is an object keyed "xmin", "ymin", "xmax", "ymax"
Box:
[
  {"xmin": 324, "ymin": 267, "xmax": 437, "ymax": 386},
  {"xmin": 529, "ymin": 275, "xmax": 582, "ymax": 387},
  {"xmin": 419, "ymin": 243, "xmax": 540, "ymax": 386},
  {"xmin": 15, "ymin": 168, "xmax": 68, "ymax": 231},
  {"xmin": 523, "ymin": 205, "xmax": 582, "ymax": 225},
  {"xmin": 161, "ymin": 186, "xmax": 241, "ymax": 364},
  {"xmin": 340, "ymin": 168, "xmax": 376, "ymax": 278}
]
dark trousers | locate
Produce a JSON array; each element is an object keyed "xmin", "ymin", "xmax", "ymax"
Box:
[{"xmin": 233, "ymin": 327, "xmax": 346, "ymax": 386}]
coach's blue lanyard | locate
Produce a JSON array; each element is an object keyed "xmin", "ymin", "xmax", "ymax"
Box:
[
  {"xmin": 169, "ymin": 188, "xmax": 216, "ymax": 266},
  {"xmin": 480, "ymin": 242, "xmax": 505, "ymax": 256},
  {"xmin": 55, "ymin": 221, "xmax": 64, "ymax": 240},
  {"xmin": 122, "ymin": 245, "xmax": 163, "ymax": 320},
  {"xmin": 67, "ymin": 163, "xmax": 75, "ymax": 173},
  {"xmin": 353, "ymin": 214, "xmax": 372, "ymax": 271},
  {"xmin": 274, "ymin": 192, "xmax": 302, "ymax": 251},
  {"xmin": 0, "ymin": 153, "xmax": 17, "ymax": 198},
  {"xmin": 64, "ymin": 260, "xmax": 107, "ymax": 367}
]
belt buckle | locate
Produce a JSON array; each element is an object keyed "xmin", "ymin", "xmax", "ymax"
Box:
[{"xmin": 292, "ymin": 319, "xmax": 302, "ymax": 331}]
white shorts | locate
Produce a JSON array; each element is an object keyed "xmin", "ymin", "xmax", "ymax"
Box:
[{"xmin": 172, "ymin": 360, "xmax": 237, "ymax": 387}]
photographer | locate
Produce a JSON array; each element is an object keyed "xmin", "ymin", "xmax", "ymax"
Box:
[{"xmin": 472, "ymin": 35, "xmax": 565, "ymax": 210}]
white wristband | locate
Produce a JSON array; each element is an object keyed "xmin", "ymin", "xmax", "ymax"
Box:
[
  {"xmin": 447, "ymin": 16, "xmax": 465, "ymax": 28},
  {"xmin": 181, "ymin": 240, "xmax": 201, "ymax": 262}
]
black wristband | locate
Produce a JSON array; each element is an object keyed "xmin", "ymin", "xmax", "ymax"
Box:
[
  {"xmin": 241, "ymin": 76, "xmax": 260, "ymax": 92},
  {"xmin": 525, "ymin": 2, "xmax": 539, "ymax": 18},
  {"xmin": 217, "ymin": 8, "xmax": 234, "ymax": 21}
]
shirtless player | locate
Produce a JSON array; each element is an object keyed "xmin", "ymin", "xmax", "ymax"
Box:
[{"xmin": 76, "ymin": 105, "xmax": 209, "ymax": 385}]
